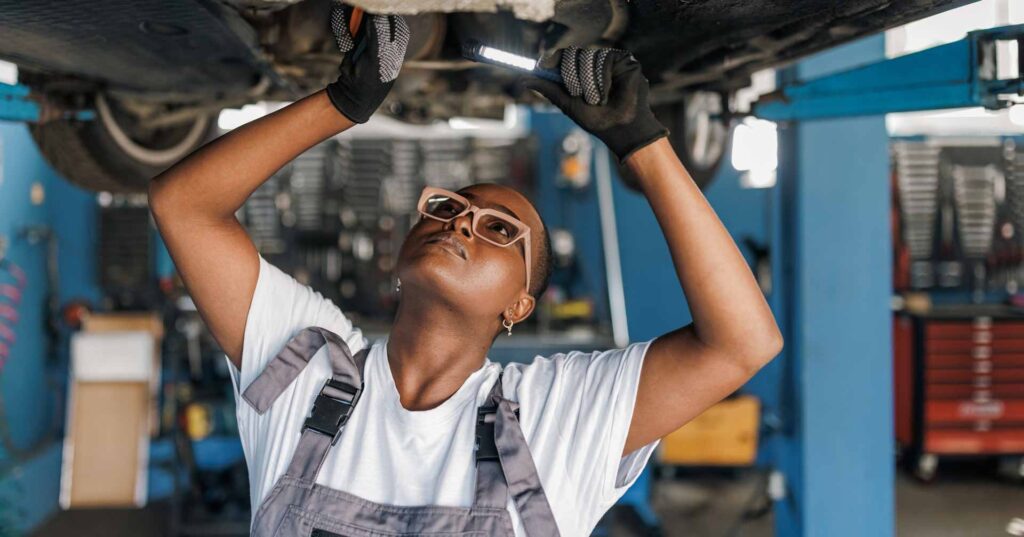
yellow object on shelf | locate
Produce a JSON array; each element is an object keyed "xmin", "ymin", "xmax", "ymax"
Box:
[
  {"xmin": 658, "ymin": 395, "xmax": 760, "ymax": 466},
  {"xmin": 550, "ymin": 299, "xmax": 593, "ymax": 320},
  {"xmin": 185, "ymin": 402, "xmax": 213, "ymax": 440}
]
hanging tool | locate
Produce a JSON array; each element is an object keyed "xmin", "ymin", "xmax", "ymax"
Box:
[
  {"xmin": 0, "ymin": 284, "xmax": 20, "ymax": 304},
  {"xmin": 0, "ymin": 304, "xmax": 17, "ymax": 323}
]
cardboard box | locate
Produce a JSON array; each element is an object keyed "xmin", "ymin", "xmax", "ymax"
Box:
[
  {"xmin": 61, "ymin": 329, "xmax": 158, "ymax": 508},
  {"xmin": 81, "ymin": 312, "xmax": 163, "ymax": 437},
  {"xmin": 658, "ymin": 396, "xmax": 760, "ymax": 466},
  {"xmin": 81, "ymin": 312, "xmax": 164, "ymax": 339}
]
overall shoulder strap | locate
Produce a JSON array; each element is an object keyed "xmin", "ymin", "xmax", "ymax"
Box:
[
  {"xmin": 241, "ymin": 327, "xmax": 367, "ymax": 414},
  {"xmin": 250, "ymin": 327, "xmax": 369, "ymax": 483},
  {"xmin": 474, "ymin": 371, "xmax": 510, "ymax": 509},
  {"xmin": 474, "ymin": 369, "xmax": 561, "ymax": 536}
]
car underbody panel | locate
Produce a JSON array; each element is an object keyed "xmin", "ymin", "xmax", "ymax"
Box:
[
  {"xmin": 0, "ymin": 0, "xmax": 265, "ymax": 99},
  {"xmin": 625, "ymin": 0, "xmax": 976, "ymax": 93},
  {"xmin": 348, "ymin": 0, "xmax": 557, "ymax": 22},
  {"xmin": 0, "ymin": 0, "xmax": 984, "ymax": 193},
  {"xmin": 0, "ymin": 0, "xmax": 977, "ymax": 106}
]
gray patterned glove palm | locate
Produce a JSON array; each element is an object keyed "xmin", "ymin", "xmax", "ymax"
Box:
[
  {"xmin": 527, "ymin": 47, "xmax": 668, "ymax": 163},
  {"xmin": 326, "ymin": 5, "xmax": 409, "ymax": 123}
]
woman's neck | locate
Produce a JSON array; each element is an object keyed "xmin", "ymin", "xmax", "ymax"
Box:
[{"xmin": 385, "ymin": 295, "xmax": 494, "ymax": 411}]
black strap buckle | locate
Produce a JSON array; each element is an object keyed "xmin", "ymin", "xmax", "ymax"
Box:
[
  {"xmin": 303, "ymin": 378, "xmax": 362, "ymax": 445},
  {"xmin": 475, "ymin": 405, "xmax": 500, "ymax": 462},
  {"xmin": 475, "ymin": 404, "xmax": 519, "ymax": 462}
]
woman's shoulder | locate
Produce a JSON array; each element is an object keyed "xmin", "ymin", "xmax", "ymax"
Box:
[
  {"xmin": 501, "ymin": 348, "xmax": 594, "ymax": 374},
  {"xmin": 499, "ymin": 343, "xmax": 652, "ymax": 398},
  {"xmin": 497, "ymin": 349, "xmax": 590, "ymax": 396}
]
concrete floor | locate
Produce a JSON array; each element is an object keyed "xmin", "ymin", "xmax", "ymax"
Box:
[
  {"xmin": 649, "ymin": 462, "xmax": 1024, "ymax": 537},
  {"xmin": 32, "ymin": 467, "xmax": 1024, "ymax": 536},
  {"xmin": 650, "ymin": 472, "xmax": 774, "ymax": 536},
  {"xmin": 894, "ymin": 470, "xmax": 1024, "ymax": 537}
]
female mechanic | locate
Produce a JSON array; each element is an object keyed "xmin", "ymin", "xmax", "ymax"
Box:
[{"xmin": 149, "ymin": 8, "xmax": 782, "ymax": 536}]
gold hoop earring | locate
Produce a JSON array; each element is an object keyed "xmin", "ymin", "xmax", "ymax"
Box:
[{"xmin": 503, "ymin": 317, "xmax": 514, "ymax": 336}]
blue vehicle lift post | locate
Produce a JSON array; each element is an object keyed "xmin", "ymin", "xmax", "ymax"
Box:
[{"xmin": 750, "ymin": 23, "xmax": 1022, "ymax": 537}]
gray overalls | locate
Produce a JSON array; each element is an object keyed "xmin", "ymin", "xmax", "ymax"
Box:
[{"xmin": 241, "ymin": 327, "xmax": 562, "ymax": 537}]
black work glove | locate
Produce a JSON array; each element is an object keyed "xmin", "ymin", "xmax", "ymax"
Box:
[
  {"xmin": 526, "ymin": 47, "xmax": 668, "ymax": 163},
  {"xmin": 326, "ymin": 5, "xmax": 409, "ymax": 123}
]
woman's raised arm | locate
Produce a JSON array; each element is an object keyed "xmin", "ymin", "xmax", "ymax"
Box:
[
  {"xmin": 527, "ymin": 48, "xmax": 782, "ymax": 455},
  {"xmin": 150, "ymin": 11, "xmax": 408, "ymax": 366}
]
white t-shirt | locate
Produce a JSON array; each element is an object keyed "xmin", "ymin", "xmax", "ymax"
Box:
[{"xmin": 227, "ymin": 256, "xmax": 659, "ymax": 536}]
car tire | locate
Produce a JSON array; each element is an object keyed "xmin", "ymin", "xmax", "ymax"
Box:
[
  {"xmin": 30, "ymin": 93, "xmax": 215, "ymax": 193},
  {"xmin": 653, "ymin": 91, "xmax": 730, "ymax": 190}
]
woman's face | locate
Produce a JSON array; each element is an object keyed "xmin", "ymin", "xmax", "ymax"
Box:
[{"xmin": 396, "ymin": 183, "xmax": 543, "ymax": 318}]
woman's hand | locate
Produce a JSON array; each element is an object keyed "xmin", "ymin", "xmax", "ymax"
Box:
[
  {"xmin": 525, "ymin": 47, "xmax": 668, "ymax": 167},
  {"xmin": 326, "ymin": 6, "xmax": 409, "ymax": 123}
]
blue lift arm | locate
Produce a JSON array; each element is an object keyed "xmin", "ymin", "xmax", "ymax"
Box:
[
  {"xmin": 0, "ymin": 82, "xmax": 94, "ymax": 123},
  {"xmin": 755, "ymin": 24, "xmax": 1024, "ymax": 121}
]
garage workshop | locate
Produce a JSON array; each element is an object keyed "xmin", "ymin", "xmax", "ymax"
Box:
[{"xmin": 1, "ymin": 0, "xmax": 1023, "ymax": 535}]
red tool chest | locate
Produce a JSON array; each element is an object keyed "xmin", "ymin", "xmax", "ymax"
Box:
[{"xmin": 894, "ymin": 312, "xmax": 1024, "ymax": 479}]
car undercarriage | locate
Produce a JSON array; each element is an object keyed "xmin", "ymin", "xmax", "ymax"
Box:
[{"xmin": 0, "ymin": 0, "xmax": 972, "ymax": 191}]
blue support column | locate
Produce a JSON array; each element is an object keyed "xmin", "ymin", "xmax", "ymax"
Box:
[{"xmin": 773, "ymin": 35, "xmax": 895, "ymax": 537}]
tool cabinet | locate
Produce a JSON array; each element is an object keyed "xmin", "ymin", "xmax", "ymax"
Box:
[{"xmin": 895, "ymin": 312, "xmax": 1024, "ymax": 480}]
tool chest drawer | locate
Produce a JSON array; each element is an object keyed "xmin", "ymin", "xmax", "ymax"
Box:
[
  {"xmin": 926, "ymin": 368, "xmax": 1024, "ymax": 383},
  {"xmin": 925, "ymin": 354, "xmax": 1024, "ymax": 368},
  {"xmin": 925, "ymin": 428, "xmax": 1024, "ymax": 454},
  {"xmin": 924, "ymin": 400, "xmax": 1024, "ymax": 424},
  {"xmin": 927, "ymin": 382, "xmax": 1024, "ymax": 399},
  {"xmin": 925, "ymin": 338, "xmax": 1024, "ymax": 353},
  {"xmin": 925, "ymin": 320, "xmax": 1024, "ymax": 339}
]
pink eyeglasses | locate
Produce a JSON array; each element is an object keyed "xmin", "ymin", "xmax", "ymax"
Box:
[{"xmin": 417, "ymin": 187, "xmax": 532, "ymax": 292}]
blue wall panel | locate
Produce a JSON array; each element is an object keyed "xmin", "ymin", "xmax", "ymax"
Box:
[
  {"xmin": 529, "ymin": 110, "xmax": 613, "ymax": 326},
  {"xmin": 609, "ymin": 135, "xmax": 778, "ymax": 370},
  {"xmin": 0, "ymin": 120, "xmax": 100, "ymax": 533},
  {"xmin": 0, "ymin": 122, "xmax": 52, "ymax": 454}
]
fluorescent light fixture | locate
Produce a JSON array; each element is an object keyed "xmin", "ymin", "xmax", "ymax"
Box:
[
  {"xmin": 448, "ymin": 117, "xmax": 483, "ymax": 130},
  {"xmin": 478, "ymin": 46, "xmax": 537, "ymax": 72},
  {"xmin": 0, "ymin": 60, "xmax": 17, "ymax": 85},
  {"xmin": 218, "ymin": 104, "xmax": 269, "ymax": 130},
  {"xmin": 743, "ymin": 167, "xmax": 778, "ymax": 189},
  {"xmin": 447, "ymin": 106, "xmax": 524, "ymax": 131},
  {"xmin": 1010, "ymin": 105, "xmax": 1024, "ymax": 127},
  {"xmin": 731, "ymin": 117, "xmax": 778, "ymax": 189}
]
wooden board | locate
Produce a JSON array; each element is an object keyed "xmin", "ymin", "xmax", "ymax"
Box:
[{"xmin": 63, "ymin": 381, "xmax": 149, "ymax": 508}]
